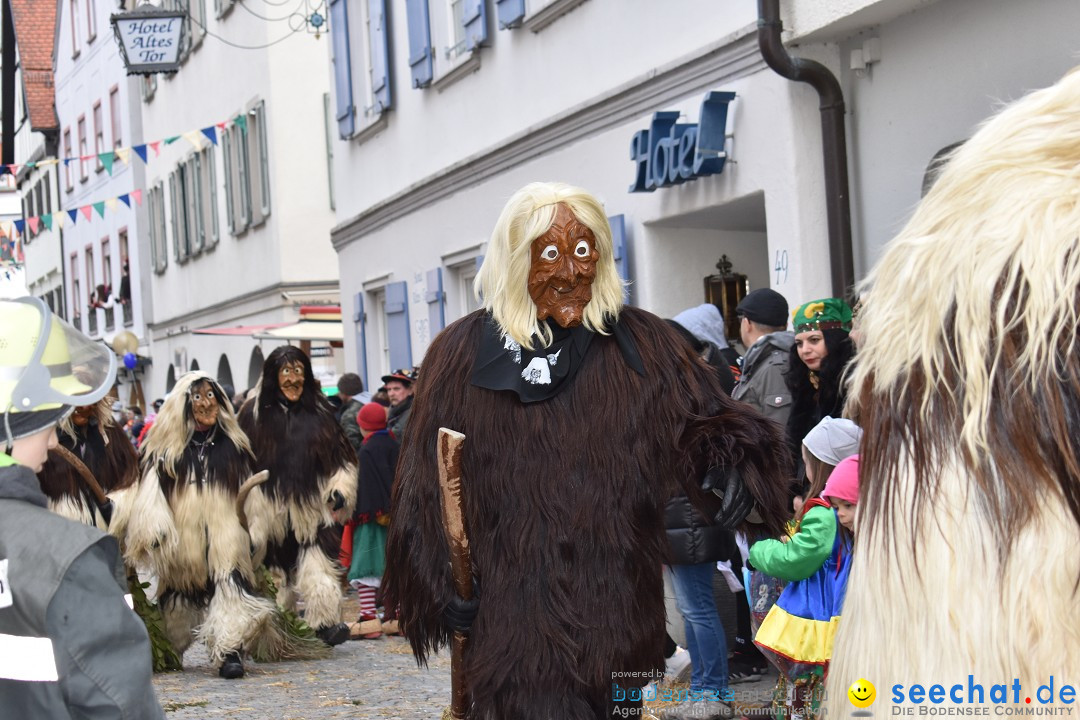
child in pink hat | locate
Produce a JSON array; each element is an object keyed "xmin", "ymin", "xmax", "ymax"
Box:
[{"xmin": 822, "ymin": 454, "xmax": 859, "ymax": 533}]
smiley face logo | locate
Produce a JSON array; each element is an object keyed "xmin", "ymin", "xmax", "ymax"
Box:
[{"xmin": 848, "ymin": 679, "xmax": 876, "ymax": 708}]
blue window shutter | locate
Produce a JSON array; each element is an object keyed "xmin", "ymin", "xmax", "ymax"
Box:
[
  {"xmin": 609, "ymin": 214, "xmax": 631, "ymax": 302},
  {"xmin": 329, "ymin": 0, "xmax": 355, "ymax": 138},
  {"xmin": 368, "ymin": 0, "xmax": 391, "ymax": 112},
  {"xmin": 475, "ymin": 254, "xmax": 485, "ymax": 271},
  {"xmin": 494, "ymin": 0, "xmax": 524, "ymax": 29},
  {"xmin": 405, "ymin": 0, "xmax": 433, "ymax": 88},
  {"xmin": 353, "ymin": 292, "xmax": 368, "ymax": 390},
  {"xmin": 463, "ymin": 0, "xmax": 487, "ymax": 50},
  {"xmin": 425, "ymin": 267, "xmax": 445, "ymax": 333},
  {"xmin": 385, "ymin": 281, "xmax": 413, "ymax": 370}
]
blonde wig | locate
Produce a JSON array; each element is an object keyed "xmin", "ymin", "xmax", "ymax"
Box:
[
  {"xmin": 141, "ymin": 371, "xmax": 253, "ymax": 478},
  {"xmin": 828, "ymin": 67, "xmax": 1080, "ymax": 705},
  {"xmin": 57, "ymin": 395, "xmax": 113, "ymax": 444},
  {"xmin": 474, "ymin": 182, "xmax": 625, "ymax": 349}
]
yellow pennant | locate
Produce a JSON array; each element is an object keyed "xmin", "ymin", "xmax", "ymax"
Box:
[{"xmin": 115, "ymin": 148, "xmax": 132, "ymax": 165}]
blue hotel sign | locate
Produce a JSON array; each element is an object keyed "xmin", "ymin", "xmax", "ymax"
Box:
[{"xmin": 629, "ymin": 91, "xmax": 735, "ymax": 192}]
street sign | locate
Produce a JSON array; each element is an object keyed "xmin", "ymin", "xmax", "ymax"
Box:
[{"xmin": 110, "ymin": 5, "xmax": 188, "ymax": 75}]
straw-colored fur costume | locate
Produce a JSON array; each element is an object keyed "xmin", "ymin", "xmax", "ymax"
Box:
[
  {"xmin": 827, "ymin": 68, "xmax": 1080, "ymax": 711},
  {"xmin": 122, "ymin": 371, "xmax": 276, "ymax": 667}
]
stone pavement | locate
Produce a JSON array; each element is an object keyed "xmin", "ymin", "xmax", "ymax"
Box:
[{"xmin": 153, "ymin": 633, "xmax": 452, "ymax": 719}]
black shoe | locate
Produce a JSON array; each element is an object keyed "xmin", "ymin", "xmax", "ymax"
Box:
[
  {"xmin": 219, "ymin": 651, "xmax": 244, "ymax": 679},
  {"xmin": 316, "ymin": 622, "xmax": 351, "ymax": 647},
  {"xmin": 729, "ymin": 659, "xmax": 760, "ymax": 685}
]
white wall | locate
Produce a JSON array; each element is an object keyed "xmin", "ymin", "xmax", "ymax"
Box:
[{"xmin": 841, "ymin": 0, "xmax": 1080, "ymax": 272}]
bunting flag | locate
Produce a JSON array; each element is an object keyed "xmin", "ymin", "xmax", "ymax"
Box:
[
  {"xmin": 116, "ymin": 148, "xmax": 131, "ymax": 165},
  {"xmin": 149, "ymin": 141, "xmax": 162, "ymax": 157},
  {"xmin": 41, "ymin": 215, "xmax": 52, "ymax": 232},
  {"xmin": 67, "ymin": 209, "xmax": 79, "ymax": 224},
  {"xmin": 92, "ymin": 201, "xmax": 106, "ymax": 219},
  {"xmin": 27, "ymin": 217, "xmax": 39, "ymax": 234},
  {"xmin": 105, "ymin": 198, "xmax": 119, "ymax": 212},
  {"xmin": 164, "ymin": 136, "xmax": 180, "ymax": 145},
  {"xmin": 99, "ymin": 152, "xmax": 115, "ymax": 176},
  {"xmin": 13, "ymin": 219, "xmax": 24, "ymax": 234},
  {"xmin": 182, "ymin": 131, "xmax": 203, "ymax": 150},
  {"xmin": 201, "ymin": 127, "xmax": 218, "ymax": 146},
  {"xmin": 133, "ymin": 144, "xmax": 148, "ymax": 163},
  {"xmin": 80, "ymin": 206, "xmax": 93, "ymax": 221},
  {"xmin": 234, "ymin": 114, "xmax": 248, "ymax": 133},
  {"xmin": 131, "ymin": 189, "xmax": 143, "ymax": 206},
  {"xmin": 118, "ymin": 193, "xmax": 131, "ymax": 208},
  {"xmin": 52, "ymin": 212, "xmax": 65, "ymax": 229}
]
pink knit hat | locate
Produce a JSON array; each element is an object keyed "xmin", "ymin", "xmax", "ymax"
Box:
[{"xmin": 822, "ymin": 454, "xmax": 859, "ymax": 504}]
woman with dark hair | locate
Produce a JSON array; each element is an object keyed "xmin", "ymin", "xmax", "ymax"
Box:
[{"xmin": 785, "ymin": 299, "xmax": 856, "ymax": 464}]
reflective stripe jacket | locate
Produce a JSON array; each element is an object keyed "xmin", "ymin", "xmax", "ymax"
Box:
[{"xmin": 0, "ymin": 455, "xmax": 164, "ymax": 719}]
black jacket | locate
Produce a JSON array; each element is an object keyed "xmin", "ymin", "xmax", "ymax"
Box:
[{"xmin": 664, "ymin": 494, "xmax": 736, "ymax": 565}]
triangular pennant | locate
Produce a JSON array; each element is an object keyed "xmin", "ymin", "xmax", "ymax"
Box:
[
  {"xmin": 200, "ymin": 127, "xmax": 218, "ymax": 146},
  {"xmin": 131, "ymin": 189, "xmax": 143, "ymax": 206},
  {"xmin": 118, "ymin": 193, "xmax": 131, "ymax": 208},
  {"xmin": 41, "ymin": 214, "xmax": 52, "ymax": 231},
  {"xmin": 105, "ymin": 198, "xmax": 119, "ymax": 212},
  {"xmin": 67, "ymin": 209, "xmax": 79, "ymax": 224},
  {"xmin": 10, "ymin": 220, "xmax": 20, "ymax": 234},
  {"xmin": 234, "ymin": 114, "xmax": 248, "ymax": 133},
  {"xmin": 164, "ymin": 136, "xmax": 180, "ymax": 145},
  {"xmin": 7, "ymin": 164, "xmax": 18, "ymax": 175},
  {"xmin": 25, "ymin": 162, "xmax": 35, "ymax": 169},
  {"xmin": 216, "ymin": 122, "xmax": 226, "ymax": 130},
  {"xmin": 27, "ymin": 217, "xmax": 39, "ymax": 234},
  {"xmin": 52, "ymin": 212, "xmax": 65, "ymax": 229},
  {"xmin": 115, "ymin": 148, "xmax": 131, "ymax": 165},
  {"xmin": 80, "ymin": 205, "xmax": 93, "ymax": 221},
  {"xmin": 93, "ymin": 201, "xmax": 106, "ymax": 218},
  {"xmin": 38, "ymin": 158, "xmax": 59, "ymax": 166},
  {"xmin": 1, "ymin": 221, "xmax": 11, "ymax": 237},
  {"xmin": 182, "ymin": 131, "xmax": 203, "ymax": 150},
  {"xmin": 133, "ymin": 144, "xmax": 148, "ymax": 163},
  {"xmin": 99, "ymin": 152, "xmax": 115, "ymax": 175},
  {"xmin": 149, "ymin": 141, "xmax": 162, "ymax": 156},
  {"xmin": 63, "ymin": 157, "xmax": 73, "ymax": 167}
]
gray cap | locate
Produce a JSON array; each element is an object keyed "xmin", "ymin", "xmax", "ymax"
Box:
[{"xmin": 802, "ymin": 416, "xmax": 862, "ymax": 466}]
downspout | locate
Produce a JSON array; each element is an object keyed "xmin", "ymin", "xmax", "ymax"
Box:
[{"xmin": 757, "ymin": 0, "xmax": 854, "ymax": 298}]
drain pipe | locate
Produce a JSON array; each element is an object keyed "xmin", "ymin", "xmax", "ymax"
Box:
[{"xmin": 758, "ymin": 0, "xmax": 854, "ymax": 298}]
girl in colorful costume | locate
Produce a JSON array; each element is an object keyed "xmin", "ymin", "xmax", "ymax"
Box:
[{"xmin": 749, "ymin": 453, "xmax": 860, "ymax": 720}]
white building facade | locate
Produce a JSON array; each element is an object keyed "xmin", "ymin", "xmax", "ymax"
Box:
[
  {"xmin": 54, "ymin": 0, "xmax": 150, "ymax": 407},
  {"xmin": 328, "ymin": 0, "xmax": 1080, "ymax": 385},
  {"xmin": 135, "ymin": 0, "xmax": 340, "ymax": 398}
]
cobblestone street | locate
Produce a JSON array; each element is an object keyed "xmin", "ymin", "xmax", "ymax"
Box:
[{"xmin": 154, "ymin": 635, "xmax": 452, "ymax": 719}]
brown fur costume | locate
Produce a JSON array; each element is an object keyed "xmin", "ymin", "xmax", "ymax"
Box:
[
  {"xmin": 826, "ymin": 68, "xmax": 1080, "ymax": 711},
  {"xmin": 121, "ymin": 371, "xmax": 277, "ymax": 667},
  {"xmin": 37, "ymin": 398, "xmax": 138, "ymax": 530},
  {"xmin": 383, "ymin": 307, "xmax": 790, "ymax": 719},
  {"xmin": 237, "ymin": 346, "xmax": 358, "ymax": 633}
]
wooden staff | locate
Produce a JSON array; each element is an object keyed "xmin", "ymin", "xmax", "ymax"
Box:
[
  {"xmin": 235, "ymin": 470, "xmax": 269, "ymax": 533},
  {"xmin": 437, "ymin": 428, "xmax": 471, "ymax": 720}
]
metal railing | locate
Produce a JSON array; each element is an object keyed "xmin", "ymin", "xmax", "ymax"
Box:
[{"xmin": 123, "ymin": 301, "xmax": 133, "ymax": 326}]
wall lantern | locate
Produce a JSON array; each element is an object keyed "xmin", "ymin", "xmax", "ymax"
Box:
[{"xmin": 110, "ymin": 3, "xmax": 188, "ymax": 75}]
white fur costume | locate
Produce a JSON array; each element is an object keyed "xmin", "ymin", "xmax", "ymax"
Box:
[{"xmin": 827, "ymin": 68, "xmax": 1080, "ymax": 712}]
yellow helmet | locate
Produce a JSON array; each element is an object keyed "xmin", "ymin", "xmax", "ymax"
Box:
[{"xmin": 1, "ymin": 296, "xmax": 116, "ymax": 444}]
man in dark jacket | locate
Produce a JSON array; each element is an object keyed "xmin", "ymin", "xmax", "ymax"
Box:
[
  {"xmin": 381, "ymin": 368, "xmax": 416, "ymax": 442},
  {"xmin": 0, "ymin": 296, "xmax": 163, "ymax": 719},
  {"xmin": 337, "ymin": 372, "xmax": 367, "ymax": 455},
  {"xmin": 732, "ymin": 289, "xmax": 794, "ymax": 428}
]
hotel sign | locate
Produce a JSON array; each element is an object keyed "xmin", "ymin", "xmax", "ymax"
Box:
[
  {"xmin": 629, "ymin": 91, "xmax": 734, "ymax": 192},
  {"xmin": 110, "ymin": 5, "xmax": 187, "ymax": 75}
]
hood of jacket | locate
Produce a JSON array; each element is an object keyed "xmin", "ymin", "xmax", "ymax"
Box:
[
  {"xmin": 742, "ymin": 331, "xmax": 795, "ymax": 375},
  {"xmin": 0, "ymin": 454, "xmax": 49, "ymax": 508}
]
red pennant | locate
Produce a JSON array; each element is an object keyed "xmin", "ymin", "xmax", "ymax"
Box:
[
  {"xmin": 149, "ymin": 141, "xmax": 162, "ymax": 157},
  {"xmin": 27, "ymin": 217, "xmax": 39, "ymax": 234},
  {"xmin": 80, "ymin": 205, "xmax": 93, "ymax": 221},
  {"xmin": 131, "ymin": 189, "xmax": 143, "ymax": 206},
  {"xmin": 216, "ymin": 122, "xmax": 226, "ymax": 130}
]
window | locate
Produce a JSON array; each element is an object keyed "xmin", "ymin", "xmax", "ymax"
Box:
[
  {"xmin": 42, "ymin": 174, "xmax": 51, "ymax": 215},
  {"xmin": 198, "ymin": 146, "xmax": 220, "ymax": 248},
  {"xmin": 188, "ymin": 0, "xmax": 206, "ymax": 48},
  {"xmin": 85, "ymin": 246, "xmax": 96, "ymax": 301},
  {"xmin": 70, "ymin": 0, "xmax": 80, "ymax": 56},
  {"xmin": 109, "ymin": 86, "xmax": 121, "ymax": 148},
  {"xmin": 93, "ymin": 101, "xmax": 104, "ymax": 171},
  {"xmin": 77, "ymin": 116, "xmax": 88, "ymax": 181},
  {"xmin": 223, "ymin": 117, "xmax": 252, "ymax": 234},
  {"xmin": 169, "ymin": 165, "xmax": 192, "ymax": 263},
  {"xmin": 70, "ymin": 253, "xmax": 81, "ymax": 328},
  {"xmin": 330, "ymin": 0, "xmax": 392, "ymax": 139},
  {"xmin": 101, "ymin": 238, "xmax": 112, "ymax": 292},
  {"xmin": 86, "ymin": 0, "xmax": 96, "ymax": 41},
  {"xmin": 214, "ymin": 0, "xmax": 235, "ymax": 20},
  {"xmin": 405, "ymin": 0, "xmax": 485, "ymax": 88},
  {"xmin": 247, "ymin": 101, "xmax": 271, "ymax": 223},
  {"xmin": 322, "ymin": 93, "xmax": 335, "ymax": 210},
  {"xmin": 63, "ymin": 129, "xmax": 73, "ymax": 191},
  {"xmin": 447, "ymin": 0, "xmax": 467, "ymax": 60},
  {"xmin": 34, "ymin": 182, "xmax": 43, "ymax": 221},
  {"xmin": 147, "ymin": 182, "xmax": 168, "ymax": 273}
]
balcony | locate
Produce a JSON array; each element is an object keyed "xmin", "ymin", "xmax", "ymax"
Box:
[
  {"xmin": 122, "ymin": 301, "xmax": 133, "ymax": 326},
  {"xmin": 87, "ymin": 309, "xmax": 98, "ymax": 335},
  {"xmin": 105, "ymin": 306, "xmax": 115, "ymax": 331}
]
